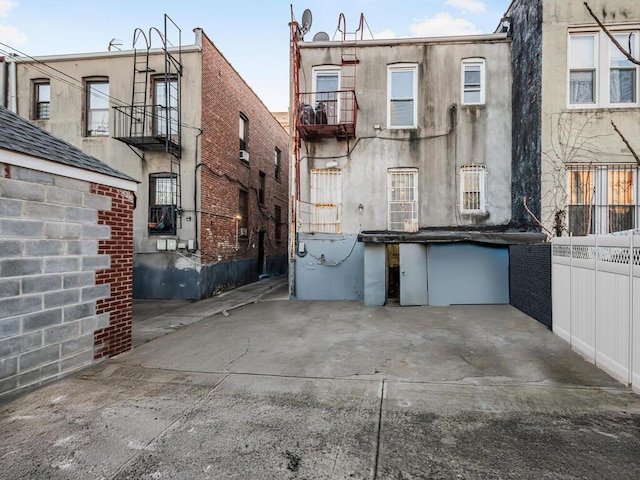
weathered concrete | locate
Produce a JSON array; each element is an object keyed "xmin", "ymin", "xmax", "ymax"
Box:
[{"xmin": 0, "ymin": 292, "xmax": 639, "ymax": 479}]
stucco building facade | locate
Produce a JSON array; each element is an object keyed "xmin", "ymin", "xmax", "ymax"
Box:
[{"xmin": 289, "ymin": 17, "xmax": 544, "ymax": 306}]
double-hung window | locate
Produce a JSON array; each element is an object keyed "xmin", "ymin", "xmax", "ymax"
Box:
[
  {"xmin": 34, "ymin": 80, "xmax": 50, "ymax": 120},
  {"xmin": 459, "ymin": 165, "xmax": 486, "ymax": 213},
  {"xmin": 567, "ymin": 165, "xmax": 637, "ymax": 235},
  {"xmin": 275, "ymin": 148, "xmax": 281, "ymax": 180},
  {"xmin": 610, "ymin": 33, "xmax": 637, "ymax": 104},
  {"xmin": 461, "ymin": 59, "xmax": 485, "ymax": 105},
  {"xmin": 154, "ymin": 77, "xmax": 179, "ymax": 137},
  {"xmin": 313, "ymin": 66, "xmax": 340, "ymax": 124},
  {"xmin": 388, "ymin": 64, "xmax": 418, "ymax": 128},
  {"xmin": 569, "ymin": 34, "xmax": 597, "ymax": 105},
  {"xmin": 311, "ymin": 169, "xmax": 342, "ymax": 233},
  {"xmin": 239, "ymin": 113, "xmax": 249, "ymax": 154},
  {"xmin": 388, "ymin": 168, "xmax": 418, "ymax": 232},
  {"xmin": 568, "ymin": 31, "xmax": 640, "ymax": 107},
  {"xmin": 149, "ymin": 173, "xmax": 178, "ymax": 235},
  {"xmin": 86, "ymin": 79, "xmax": 109, "ymax": 136}
]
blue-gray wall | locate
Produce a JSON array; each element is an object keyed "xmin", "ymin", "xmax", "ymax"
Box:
[
  {"xmin": 294, "ymin": 233, "xmax": 364, "ymax": 300},
  {"xmin": 363, "ymin": 244, "xmax": 386, "ymax": 306},
  {"xmin": 134, "ymin": 253, "xmax": 287, "ymax": 300}
]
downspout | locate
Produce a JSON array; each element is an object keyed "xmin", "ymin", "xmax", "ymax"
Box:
[
  {"xmin": 9, "ymin": 55, "xmax": 17, "ymax": 113},
  {"xmin": 0, "ymin": 56, "xmax": 6, "ymax": 108}
]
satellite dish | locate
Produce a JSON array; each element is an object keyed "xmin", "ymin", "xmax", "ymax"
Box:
[
  {"xmin": 300, "ymin": 9, "xmax": 312, "ymax": 36},
  {"xmin": 313, "ymin": 31, "xmax": 330, "ymax": 42}
]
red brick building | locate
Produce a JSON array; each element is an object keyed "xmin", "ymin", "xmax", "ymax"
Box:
[{"xmin": 3, "ymin": 20, "xmax": 289, "ymax": 299}]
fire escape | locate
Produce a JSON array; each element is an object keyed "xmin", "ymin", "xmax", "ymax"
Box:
[
  {"xmin": 293, "ymin": 14, "xmax": 361, "ymax": 142},
  {"xmin": 113, "ymin": 14, "xmax": 183, "ymax": 235}
]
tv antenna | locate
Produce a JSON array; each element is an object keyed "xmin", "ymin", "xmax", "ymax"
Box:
[
  {"xmin": 299, "ymin": 9, "xmax": 312, "ymax": 39},
  {"xmin": 108, "ymin": 38, "xmax": 123, "ymax": 51}
]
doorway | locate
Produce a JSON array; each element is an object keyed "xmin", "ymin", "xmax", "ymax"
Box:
[{"xmin": 386, "ymin": 244, "xmax": 400, "ymax": 305}]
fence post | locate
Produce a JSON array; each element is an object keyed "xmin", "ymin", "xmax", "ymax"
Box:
[
  {"xmin": 569, "ymin": 233, "xmax": 573, "ymax": 348},
  {"xmin": 630, "ymin": 232, "xmax": 634, "ymax": 386}
]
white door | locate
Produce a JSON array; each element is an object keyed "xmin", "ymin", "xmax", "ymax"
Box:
[{"xmin": 399, "ymin": 243, "xmax": 428, "ymax": 306}]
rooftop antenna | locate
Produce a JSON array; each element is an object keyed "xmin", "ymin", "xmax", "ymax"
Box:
[
  {"xmin": 299, "ymin": 9, "xmax": 312, "ymax": 39},
  {"xmin": 108, "ymin": 38, "xmax": 123, "ymax": 51}
]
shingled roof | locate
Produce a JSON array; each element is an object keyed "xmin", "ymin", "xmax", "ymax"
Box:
[{"xmin": 0, "ymin": 106, "xmax": 135, "ymax": 182}]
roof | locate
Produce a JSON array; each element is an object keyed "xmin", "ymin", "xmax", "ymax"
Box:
[{"xmin": 0, "ymin": 106, "xmax": 136, "ymax": 183}]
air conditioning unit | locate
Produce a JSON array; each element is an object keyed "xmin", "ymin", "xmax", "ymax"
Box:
[
  {"xmin": 239, "ymin": 150, "xmax": 250, "ymax": 162},
  {"xmin": 239, "ymin": 227, "xmax": 248, "ymax": 236}
]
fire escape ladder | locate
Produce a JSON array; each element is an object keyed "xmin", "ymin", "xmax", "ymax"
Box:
[
  {"xmin": 336, "ymin": 13, "xmax": 360, "ymax": 138},
  {"xmin": 131, "ymin": 29, "xmax": 151, "ymax": 148}
]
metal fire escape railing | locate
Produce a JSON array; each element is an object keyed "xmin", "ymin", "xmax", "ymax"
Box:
[{"xmin": 113, "ymin": 14, "xmax": 183, "ymax": 233}]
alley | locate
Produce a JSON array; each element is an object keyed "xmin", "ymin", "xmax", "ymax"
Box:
[{"xmin": 1, "ymin": 290, "xmax": 639, "ymax": 479}]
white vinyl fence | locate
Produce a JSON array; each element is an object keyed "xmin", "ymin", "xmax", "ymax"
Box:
[{"xmin": 552, "ymin": 234, "xmax": 640, "ymax": 393}]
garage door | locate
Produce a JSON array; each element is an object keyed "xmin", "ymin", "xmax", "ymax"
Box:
[{"xmin": 427, "ymin": 243, "xmax": 509, "ymax": 306}]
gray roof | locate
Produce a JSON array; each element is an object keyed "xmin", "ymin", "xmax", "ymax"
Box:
[{"xmin": 0, "ymin": 106, "xmax": 136, "ymax": 182}]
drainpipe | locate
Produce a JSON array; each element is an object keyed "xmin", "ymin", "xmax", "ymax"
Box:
[
  {"xmin": 8, "ymin": 55, "xmax": 17, "ymax": 112},
  {"xmin": 0, "ymin": 56, "xmax": 6, "ymax": 108}
]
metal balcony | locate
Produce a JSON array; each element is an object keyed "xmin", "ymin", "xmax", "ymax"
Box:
[
  {"xmin": 296, "ymin": 90, "xmax": 357, "ymax": 140},
  {"xmin": 113, "ymin": 105, "xmax": 181, "ymax": 157}
]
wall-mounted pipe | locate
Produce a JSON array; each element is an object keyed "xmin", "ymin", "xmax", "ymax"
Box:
[
  {"xmin": 9, "ymin": 55, "xmax": 17, "ymax": 112},
  {"xmin": 0, "ymin": 56, "xmax": 6, "ymax": 108}
]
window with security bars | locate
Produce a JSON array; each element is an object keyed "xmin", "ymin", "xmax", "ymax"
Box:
[
  {"xmin": 388, "ymin": 169, "xmax": 418, "ymax": 232},
  {"xmin": 34, "ymin": 81, "xmax": 50, "ymax": 120},
  {"xmin": 459, "ymin": 165, "xmax": 486, "ymax": 212},
  {"xmin": 311, "ymin": 169, "xmax": 342, "ymax": 233},
  {"xmin": 567, "ymin": 165, "xmax": 637, "ymax": 235},
  {"xmin": 148, "ymin": 173, "xmax": 178, "ymax": 235}
]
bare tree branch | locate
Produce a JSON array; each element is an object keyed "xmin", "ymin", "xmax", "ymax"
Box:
[
  {"xmin": 611, "ymin": 120, "xmax": 640, "ymax": 166},
  {"xmin": 584, "ymin": 2, "xmax": 640, "ymax": 65},
  {"xmin": 523, "ymin": 196, "xmax": 553, "ymax": 237}
]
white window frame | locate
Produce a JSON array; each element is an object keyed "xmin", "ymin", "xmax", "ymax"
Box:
[
  {"xmin": 312, "ymin": 66, "xmax": 341, "ymax": 125},
  {"xmin": 388, "ymin": 168, "xmax": 419, "ymax": 232},
  {"xmin": 311, "ymin": 168, "xmax": 342, "ymax": 234},
  {"xmin": 459, "ymin": 165, "xmax": 486, "ymax": 213},
  {"xmin": 567, "ymin": 29, "xmax": 640, "ymax": 108},
  {"xmin": 461, "ymin": 58, "xmax": 486, "ymax": 105},
  {"xmin": 86, "ymin": 79, "xmax": 109, "ymax": 137},
  {"xmin": 387, "ymin": 64, "xmax": 418, "ymax": 129}
]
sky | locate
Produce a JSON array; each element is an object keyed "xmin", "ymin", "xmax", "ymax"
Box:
[{"xmin": 0, "ymin": 0, "xmax": 512, "ymax": 112}]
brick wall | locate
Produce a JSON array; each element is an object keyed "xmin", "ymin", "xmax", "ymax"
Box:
[
  {"xmin": 509, "ymin": 243, "xmax": 552, "ymax": 328},
  {"xmin": 0, "ymin": 163, "xmax": 132, "ymax": 397},
  {"xmin": 199, "ymin": 32, "xmax": 290, "ymax": 271},
  {"xmin": 92, "ymin": 184, "xmax": 134, "ymax": 359}
]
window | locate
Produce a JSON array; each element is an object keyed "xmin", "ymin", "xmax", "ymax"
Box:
[
  {"xmin": 274, "ymin": 205, "xmax": 282, "ymax": 242},
  {"xmin": 238, "ymin": 190, "xmax": 249, "ymax": 236},
  {"xmin": 459, "ymin": 165, "xmax": 486, "ymax": 212},
  {"xmin": 461, "ymin": 59, "xmax": 485, "ymax": 105},
  {"xmin": 313, "ymin": 66, "xmax": 340, "ymax": 124},
  {"xmin": 311, "ymin": 169, "xmax": 342, "ymax": 233},
  {"xmin": 388, "ymin": 64, "xmax": 417, "ymax": 128},
  {"xmin": 568, "ymin": 31, "xmax": 639, "ymax": 107},
  {"xmin": 569, "ymin": 34, "xmax": 597, "ymax": 105},
  {"xmin": 610, "ymin": 33, "xmax": 637, "ymax": 104},
  {"xmin": 154, "ymin": 77, "xmax": 178, "ymax": 137},
  {"xmin": 34, "ymin": 81, "xmax": 50, "ymax": 120},
  {"xmin": 275, "ymin": 148, "xmax": 281, "ymax": 180},
  {"xmin": 86, "ymin": 79, "xmax": 109, "ymax": 136},
  {"xmin": 567, "ymin": 165, "xmax": 637, "ymax": 235},
  {"xmin": 239, "ymin": 113, "xmax": 248, "ymax": 152},
  {"xmin": 148, "ymin": 173, "xmax": 178, "ymax": 235},
  {"xmin": 388, "ymin": 169, "xmax": 418, "ymax": 231},
  {"xmin": 259, "ymin": 171, "xmax": 266, "ymax": 205}
]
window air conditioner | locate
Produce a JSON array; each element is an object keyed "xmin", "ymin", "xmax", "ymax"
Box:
[
  {"xmin": 239, "ymin": 150, "xmax": 250, "ymax": 162},
  {"xmin": 239, "ymin": 227, "xmax": 248, "ymax": 236}
]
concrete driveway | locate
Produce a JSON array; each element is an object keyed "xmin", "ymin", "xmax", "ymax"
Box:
[{"xmin": 1, "ymin": 292, "xmax": 639, "ymax": 479}]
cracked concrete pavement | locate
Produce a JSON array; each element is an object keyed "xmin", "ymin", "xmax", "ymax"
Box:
[{"xmin": 1, "ymin": 282, "xmax": 640, "ymax": 479}]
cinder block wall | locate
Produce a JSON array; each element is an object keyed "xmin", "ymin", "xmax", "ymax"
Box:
[
  {"xmin": 0, "ymin": 164, "xmax": 132, "ymax": 397},
  {"xmin": 509, "ymin": 243, "xmax": 552, "ymax": 328}
]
